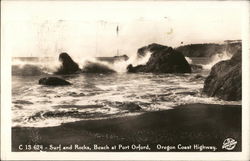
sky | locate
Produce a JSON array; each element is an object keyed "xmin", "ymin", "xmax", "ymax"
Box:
[{"xmin": 1, "ymin": 1, "xmax": 247, "ymax": 58}]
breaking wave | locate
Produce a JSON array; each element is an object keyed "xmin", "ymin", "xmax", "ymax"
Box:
[
  {"xmin": 12, "ymin": 58, "xmax": 60, "ymax": 76},
  {"xmin": 12, "ymin": 64, "xmax": 45, "ymax": 76},
  {"xmin": 202, "ymin": 51, "xmax": 232, "ymax": 70},
  {"xmin": 12, "ymin": 51, "xmax": 153, "ymax": 76}
]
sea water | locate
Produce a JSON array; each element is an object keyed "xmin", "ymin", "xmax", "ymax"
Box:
[{"xmin": 11, "ymin": 56, "xmax": 241, "ymax": 127}]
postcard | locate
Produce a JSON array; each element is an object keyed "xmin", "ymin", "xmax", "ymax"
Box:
[{"xmin": 1, "ymin": 0, "xmax": 249, "ymax": 160}]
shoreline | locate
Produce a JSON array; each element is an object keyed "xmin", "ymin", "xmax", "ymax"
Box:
[{"xmin": 12, "ymin": 103, "xmax": 242, "ymax": 152}]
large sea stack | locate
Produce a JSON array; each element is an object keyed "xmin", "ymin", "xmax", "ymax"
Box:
[
  {"xmin": 55, "ymin": 52, "xmax": 80, "ymax": 75},
  {"xmin": 203, "ymin": 49, "xmax": 242, "ymax": 101},
  {"xmin": 127, "ymin": 43, "xmax": 191, "ymax": 73}
]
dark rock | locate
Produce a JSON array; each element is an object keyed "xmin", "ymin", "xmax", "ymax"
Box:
[
  {"xmin": 190, "ymin": 64, "xmax": 203, "ymax": 73},
  {"xmin": 82, "ymin": 62, "xmax": 116, "ymax": 74},
  {"xmin": 29, "ymin": 111, "xmax": 79, "ymax": 120},
  {"xmin": 128, "ymin": 43, "xmax": 191, "ymax": 73},
  {"xmin": 203, "ymin": 49, "xmax": 241, "ymax": 101},
  {"xmin": 55, "ymin": 52, "xmax": 80, "ymax": 74},
  {"xmin": 119, "ymin": 102, "xmax": 142, "ymax": 112},
  {"xmin": 194, "ymin": 74, "xmax": 203, "ymax": 79},
  {"xmin": 103, "ymin": 101, "xmax": 142, "ymax": 112},
  {"xmin": 39, "ymin": 77, "xmax": 71, "ymax": 86}
]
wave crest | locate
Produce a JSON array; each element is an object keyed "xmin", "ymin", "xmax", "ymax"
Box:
[{"xmin": 12, "ymin": 64, "xmax": 45, "ymax": 76}]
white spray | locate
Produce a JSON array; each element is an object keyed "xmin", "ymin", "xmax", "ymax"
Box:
[{"xmin": 203, "ymin": 51, "xmax": 232, "ymax": 70}]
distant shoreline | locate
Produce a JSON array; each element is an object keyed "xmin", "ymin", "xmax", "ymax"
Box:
[{"xmin": 12, "ymin": 103, "xmax": 242, "ymax": 152}]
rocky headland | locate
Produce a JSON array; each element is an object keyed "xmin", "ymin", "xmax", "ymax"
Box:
[
  {"xmin": 176, "ymin": 40, "xmax": 241, "ymax": 57},
  {"xmin": 203, "ymin": 48, "xmax": 242, "ymax": 101}
]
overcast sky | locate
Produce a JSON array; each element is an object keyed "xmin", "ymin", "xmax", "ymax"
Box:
[{"xmin": 2, "ymin": 1, "xmax": 247, "ymax": 58}]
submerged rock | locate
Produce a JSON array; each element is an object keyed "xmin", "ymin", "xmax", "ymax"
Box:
[
  {"xmin": 190, "ymin": 64, "xmax": 203, "ymax": 73},
  {"xmin": 203, "ymin": 49, "xmax": 241, "ymax": 101},
  {"xmin": 104, "ymin": 101, "xmax": 142, "ymax": 112},
  {"xmin": 39, "ymin": 77, "xmax": 71, "ymax": 86},
  {"xmin": 128, "ymin": 43, "xmax": 191, "ymax": 73},
  {"xmin": 55, "ymin": 52, "xmax": 80, "ymax": 75},
  {"xmin": 119, "ymin": 102, "xmax": 142, "ymax": 112},
  {"xmin": 82, "ymin": 62, "xmax": 116, "ymax": 74}
]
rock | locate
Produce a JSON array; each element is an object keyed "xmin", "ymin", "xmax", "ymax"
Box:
[
  {"xmin": 39, "ymin": 77, "xmax": 71, "ymax": 86},
  {"xmin": 203, "ymin": 49, "xmax": 241, "ymax": 101},
  {"xmin": 55, "ymin": 52, "xmax": 80, "ymax": 74},
  {"xmin": 82, "ymin": 61, "xmax": 116, "ymax": 74},
  {"xmin": 194, "ymin": 74, "xmax": 203, "ymax": 79},
  {"xmin": 137, "ymin": 43, "xmax": 167, "ymax": 58},
  {"xmin": 190, "ymin": 64, "xmax": 203, "ymax": 73},
  {"xmin": 30, "ymin": 111, "xmax": 79, "ymax": 120},
  {"xmin": 119, "ymin": 102, "xmax": 142, "ymax": 112},
  {"xmin": 103, "ymin": 101, "xmax": 142, "ymax": 112},
  {"xmin": 128, "ymin": 43, "xmax": 191, "ymax": 73}
]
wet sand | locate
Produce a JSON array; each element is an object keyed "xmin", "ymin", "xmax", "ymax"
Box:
[{"xmin": 12, "ymin": 103, "xmax": 241, "ymax": 152}]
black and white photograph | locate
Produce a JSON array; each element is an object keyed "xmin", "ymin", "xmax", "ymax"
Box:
[{"xmin": 1, "ymin": 0, "xmax": 250, "ymax": 160}]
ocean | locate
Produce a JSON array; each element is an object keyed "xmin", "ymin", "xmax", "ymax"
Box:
[{"xmin": 11, "ymin": 56, "xmax": 241, "ymax": 128}]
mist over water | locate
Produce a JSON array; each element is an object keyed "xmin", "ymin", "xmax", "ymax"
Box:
[{"xmin": 12, "ymin": 50, "xmax": 154, "ymax": 75}]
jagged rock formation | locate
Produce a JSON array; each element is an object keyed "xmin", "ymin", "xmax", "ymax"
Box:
[
  {"xmin": 203, "ymin": 49, "xmax": 242, "ymax": 101},
  {"xmin": 55, "ymin": 52, "xmax": 80, "ymax": 75},
  {"xmin": 127, "ymin": 43, "xmax": 191, "ymax": 73}
]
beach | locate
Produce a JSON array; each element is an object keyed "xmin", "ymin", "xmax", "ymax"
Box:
[{"xmin": 12, "ymin": 103, "xmax": 241, "ymax": 152}]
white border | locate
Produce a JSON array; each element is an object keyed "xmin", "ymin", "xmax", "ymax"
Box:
[{"xmin": 1, "ymin": 1, "xmax": 250, "ymax": 160}]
